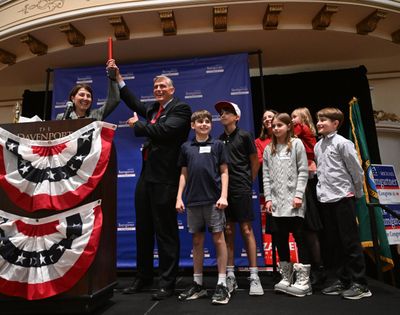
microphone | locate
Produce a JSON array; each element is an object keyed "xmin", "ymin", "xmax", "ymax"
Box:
[{"xmin": 61, "ymin": 101, "xmax": 73, "ymax": 120}]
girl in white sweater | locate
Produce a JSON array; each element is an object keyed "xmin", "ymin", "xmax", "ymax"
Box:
[{"xmin": 262, "ymin": 113, "xmax": 310, "ymax": 297}]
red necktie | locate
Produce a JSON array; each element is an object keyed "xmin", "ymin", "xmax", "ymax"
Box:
[
  {"xmin": 144, "ymin": 105, "xmax": 164, "ymax": 161},
  {"xmin": 150, "ymin": 105, "xmax": 164, "ymax": 124}
]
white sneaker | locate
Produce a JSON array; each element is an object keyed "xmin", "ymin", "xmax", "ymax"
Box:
[
  {"xmin": 226, "ymin": 275, "xmax": 238, "ymax": 294},
  {"xmin": 249, "ymin": 276, "xmax": 264, "ymax": 296}
]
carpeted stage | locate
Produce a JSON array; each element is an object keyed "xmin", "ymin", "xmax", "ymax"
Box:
[{"xmin": 92, "ymin": 272, "xmax": 399, "ymax": 315}]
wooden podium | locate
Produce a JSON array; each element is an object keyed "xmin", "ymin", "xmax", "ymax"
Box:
[{"xmin": 0, "ymin": 119, "xmax": 117, "ymax": 314}]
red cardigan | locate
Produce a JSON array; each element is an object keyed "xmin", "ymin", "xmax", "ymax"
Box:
[{"xmin": 293, "ymin": 123, "xmax": 316, "ymax": 165}]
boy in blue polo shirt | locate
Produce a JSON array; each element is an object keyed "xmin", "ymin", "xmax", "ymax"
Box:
[{"xmin": 176, "ymin": 110, "xmax": 230, "ymax": 305}]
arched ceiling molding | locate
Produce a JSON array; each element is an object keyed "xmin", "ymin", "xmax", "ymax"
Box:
[
  {"xmin": 1, "ymin": 0, "xmax": 400, "ymax": 90},
  {"xmin": 59, "ymin": 23, "xmax": 86, "ymax": 47},
  {"xmin": 1, "ymin": 0, "xmax": 400, "ymax": 39}
]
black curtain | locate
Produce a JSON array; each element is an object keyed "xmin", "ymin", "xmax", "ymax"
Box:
[
  {"xmin": 250, "ymin": 66, "xmax": 381, "ymax": 164},
  {"xmin": 21, "ymin": 89, "xmax": 52, "ymax": 121}
]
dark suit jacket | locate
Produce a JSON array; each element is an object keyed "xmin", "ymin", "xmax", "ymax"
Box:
[{"xmin": 120, "ymin": 85, "xmax": 192, "ymax": 185}]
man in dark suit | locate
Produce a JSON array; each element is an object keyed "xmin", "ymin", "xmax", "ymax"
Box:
[{"xmin": 107, "ymin": 60, "xmax": 192, "ymax": 300}]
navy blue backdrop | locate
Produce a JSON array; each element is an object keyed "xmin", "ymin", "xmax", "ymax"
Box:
[{"xmin": 51, "ymin": 53, "xmax": 264, "ymax": 268}]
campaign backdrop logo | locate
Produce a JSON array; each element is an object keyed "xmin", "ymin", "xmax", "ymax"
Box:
[
  {"xmin": 190, "ymin": 248, "xmax": 210, "ymax": 258},
  {"xmin": 96, "ymin": 98, "xmax": 106, "ymax": 107},
  {"xmin": 118, "ymin": 169, "xmax": 136, "ymax": 178},
  {"xmin": 177, "ymin": 219, "xmax": 185, "ymax": 230},
  {"xmin": 185, "ymin": 90, "xmax": 203, "ymax": 99},
  {"xmin": 212, "ymin": 114, "xmax": 221, "ymax": 122},
  {"xmin": 76, "ymin": 76, "xmax": 93, "ymax": 84},
  {"xmin": 55, "ymin": 101, "xmax": 68, "ymax": 109},
  {"xmin": 231, "ymin": 87, "xmax": 249, "ymax": 95},
  {"xmin": 140, "ymin": 95, "xmax": 156, "ymax": 102},
  {"xmin": 206, "ymin": 65, "xmax": 224, "ymax": 74},
  {"xmin": 122, "ymin": 73, "xmax": 135, "ymax": 81},
  {"xmin": 161, "ymin": 69, "xmax": 179, "ymax": 77},
  {"xmin": 118, "ymin": 222, "xmax": 136, "ymax": 231}
]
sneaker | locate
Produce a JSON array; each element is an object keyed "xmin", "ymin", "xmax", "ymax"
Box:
[
  {"xmin": 226, "ymin": 275, "xmax": 238, "ymax": 294},
  {"xmin": 249, "ymin": 276, "xmax": 264, "ymax": 296},
  {"xmin": 178, "ymin": 282, "xmax": 207, "ymax": 301},
  {"xmin": 341, "ymin": 283, "xmax": 372, "ymax": 300},
  {"xmin": 212, "ymin": 284, "xmax": 230, "ymax": 305},
  {"xmin": 322, "ymin": 280, "xmax": 349, "ymax": 296}
]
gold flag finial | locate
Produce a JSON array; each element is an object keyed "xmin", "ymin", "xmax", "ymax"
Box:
[{"xmin": 349, "ymin": 96, "xmax": 358, "ymax": 106}]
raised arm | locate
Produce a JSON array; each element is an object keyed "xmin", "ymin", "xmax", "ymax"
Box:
[
  {"xmin": 90, "ymin": 79, "xmax": 120, "ymax": 121},
  {"xmin": 107, "ymin": 58, "xmax": 147, "ymax": 117}
]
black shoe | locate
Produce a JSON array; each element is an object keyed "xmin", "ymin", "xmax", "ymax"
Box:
[
  {"xmin": 152, "ymin": 288, "xmax": 174, "ymax": 300},
  {"xmin": 341, "ymin": 283, "xmax": 372, "ymax": 300},
  {"xmin": 322, "ymin": 280, "xmax": 350, "ymax": 296},
  {"xmin": 310, "ymin": 266, "xmax": 327, "ymax": 287},
  {"xmin": 122, "ymin": 278, "xmax": 152, "ymax": 294},
  {"xmin": 211, "ymin": 284, "xmax": 230, "ymax": 305},
  {"xmin": 178, "ymin": 282, "xmax": 208, "ymax": 301}
]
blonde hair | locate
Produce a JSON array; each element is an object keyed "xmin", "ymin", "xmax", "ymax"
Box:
[
  {"xmin": 292, "ymin": 107, "xmax": 316, "ymax": 136},
  {"xmin": 270, "ymin": 113, "xmax": 294, "ymax": 155}
]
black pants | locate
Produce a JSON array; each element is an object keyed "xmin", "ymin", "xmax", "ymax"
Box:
[
  {"xmin": 273, "ymin": 216, "xmax": 310, "ymax": 264},
  {"xmin": 134, "ymin": 175, "xmax": 180, "ymax": 289},
  {"xmin": 319, "ymin": 197, "xmax": 367, "ymax": 286}
]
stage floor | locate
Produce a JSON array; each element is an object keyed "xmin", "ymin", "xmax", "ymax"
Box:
[{"xmin": 93, "ymin": 272, "xmax": 399, "ymax": 315}]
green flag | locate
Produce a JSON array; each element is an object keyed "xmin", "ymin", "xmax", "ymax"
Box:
[{"xmin": 348, "ymin": 97, "xmax": 393, "ymax": 271}]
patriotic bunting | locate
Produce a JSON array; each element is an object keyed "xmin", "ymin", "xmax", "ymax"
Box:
[
  {"xmin": 0, "ymin": 200, "xmax": 103, "ymax": 300},
  {"xmin": 0, "ymin": 121, "xmax": 116, "ymax": 211}
]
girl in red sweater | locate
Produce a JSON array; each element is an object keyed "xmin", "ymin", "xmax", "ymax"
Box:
[{"xmin": 291, "ymin": 107, "xmax": 326, "ymax": 287}]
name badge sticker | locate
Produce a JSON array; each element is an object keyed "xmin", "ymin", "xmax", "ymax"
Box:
[{"xmin": 199, "ymin": 146, "xmax": 211, "ymax": 154}]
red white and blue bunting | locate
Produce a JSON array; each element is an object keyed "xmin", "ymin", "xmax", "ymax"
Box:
[
  {"xmin": 0, "ymin": 200, "xmax": 102, "ymax": 300},
  {"xmin": 0, "ymin": 121, "xmax": 116, "ymax": 211}
]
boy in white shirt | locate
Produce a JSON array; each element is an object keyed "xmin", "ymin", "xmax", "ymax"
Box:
[{"xmin": 314, "ymin": 107, "xmax": 371, "ymax": 300}]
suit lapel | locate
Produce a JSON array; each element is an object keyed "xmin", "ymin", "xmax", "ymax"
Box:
[
  {"xmin": 147, "ymin": 97, "xmax": 177, "ymax": 121},
  {"xmin": 147, "ymin": 102, "xmax": 160, "ymax": 121},
  {"xmin": 162, "ymin": 97, "xmax": 177, "ymax": 116}
]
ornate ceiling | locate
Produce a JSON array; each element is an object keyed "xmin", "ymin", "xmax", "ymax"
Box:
[{"xmin": 0, "ymin": 0, "xmax": 400, "ymax": 99}]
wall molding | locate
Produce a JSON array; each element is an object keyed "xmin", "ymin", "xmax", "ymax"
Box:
[{"xmin": 375, "ymin": 121, "xmax": 400, "ymax": 133}]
